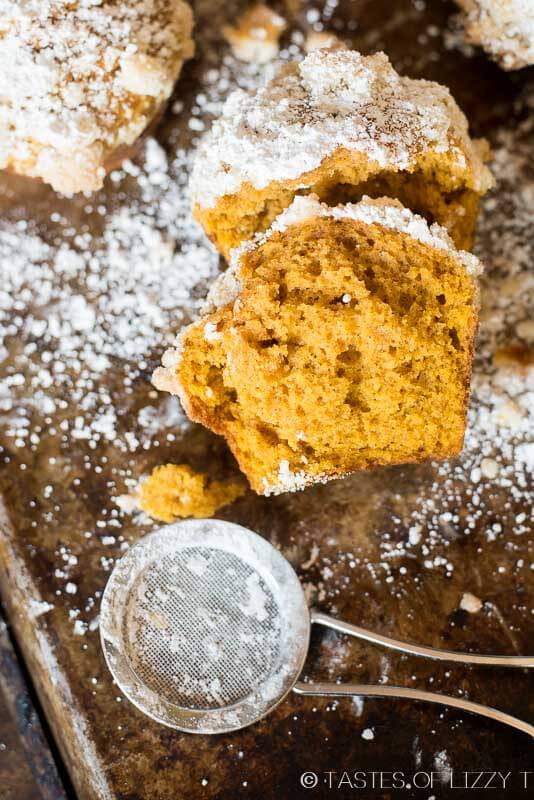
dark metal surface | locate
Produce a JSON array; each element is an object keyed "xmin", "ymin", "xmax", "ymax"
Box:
[
  {"xmin": 0, "ymin": 1, "xmax": 532, "ymax": 798},
  {"xmin": 0, "ymin": 614, "xmax": 67, "ymax": 800}
]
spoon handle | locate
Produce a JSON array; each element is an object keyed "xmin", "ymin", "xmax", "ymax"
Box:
[
  {"xmin": 292, "ymin": 681, "xmax": 534, "ymax": 738},
  {"xmin": 311, "ymin": 610, "xmax": 534, "ymax": 667}
]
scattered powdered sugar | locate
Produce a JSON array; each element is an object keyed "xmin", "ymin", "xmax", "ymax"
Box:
[
  {"xmin": 0, "ymin": 138, "xmax": 219, "ymax": 459},
  {"xmin": 0, "ymin": 1, "xmax": 531, "ymax": 762},
  {"xmin": 454, "ymin": 0, "xmax": 534, "ymax": 70},
  {"xmin": 261, "ymin": 460, "xmax": 328, "ymax": 497},
  {"xmin": 27, "ymin": 598, "xmax": 55, "ymax": 619},
  {"xmin": 191, "ymin": 48, "xmax": 493, "ymax": 209}
]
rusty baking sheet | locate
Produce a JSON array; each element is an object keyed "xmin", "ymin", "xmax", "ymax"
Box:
[{"xmin": 0, "ymin": 1, "xmax": 532, "ymax": 799}]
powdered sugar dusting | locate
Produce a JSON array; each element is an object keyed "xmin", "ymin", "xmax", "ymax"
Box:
[
  {"xmin": 261, "ymin": 460, "xmax": 330, "ymax": 497},
  {"xmin": 0, "ymin": 138, "xmax": 219, "ymax": 464},
  {"xmin": 0, "ymin": 1, "xmax": 531, "ymax": 770},
  {"xmin": 455, "ymin": 0, "xmax": 534, "ymax": 69},
  {"xmin": 238, "ymin": 194, "xmax": 483, "ymax": 277},
  {"xmin": 0, "ymin": 0, "xmax": 194, "ymax": 193},
  {"xmin": 191, "ymin": 48, "xmax": 493, "ymax": 209}
]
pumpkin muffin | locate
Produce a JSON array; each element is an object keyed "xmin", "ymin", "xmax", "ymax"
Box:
[
  {"xmin": 0, "ymin": 0, "xmax": 194, "ymax": 195},
  {"xmin": 153, "ymin": 196, "xmax": 483, "ymax": 495},
  {"xmin": 454, "ymin": 0, "xmax": 534, "ymax": 70},
  {"xmin": 191, "ymin": 49, "xmax": 493, "ymax": 259}
]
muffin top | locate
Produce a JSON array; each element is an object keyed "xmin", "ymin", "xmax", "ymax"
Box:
[
  {"xmin": 191, "ymin": 48, "xmax": 493, "ymax": 209},
  {"xmin": 0, "ymin": 0, "xmax": 194, "ymax": 193},
  {"xmin": 455, "ymin": 0, "xmax": 534, "ymax": 70}
]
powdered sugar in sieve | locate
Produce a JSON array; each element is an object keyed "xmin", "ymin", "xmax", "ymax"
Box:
[{"xmin": 126, "ymin": 548, "xmax": 280, "ymax": 708}]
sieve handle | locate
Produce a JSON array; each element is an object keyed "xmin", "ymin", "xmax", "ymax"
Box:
[
  {"xmin": 292, "ymin": 681, "xmax": 534, "ymax": 738},
  {"xmin": 310, "ymin": 610, "xmax": 534, "ymax": 667}
]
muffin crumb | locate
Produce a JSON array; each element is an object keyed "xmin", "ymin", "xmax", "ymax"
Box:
[
  {"xmin": 223, "ymin": 3, "xmax": 287, "ymax": 64},
  {"xmin": 139, "ymin": 464, "xmax": 246, "ymax": 522}
]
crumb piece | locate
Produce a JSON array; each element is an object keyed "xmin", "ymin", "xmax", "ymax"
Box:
[
  {"xmin": 223, "ymin": 3, "xmax": 287, "ymax": 64},
  {"xmin": 304, "ymin": 31, "xmax": 347, "ymax": 52},
  {"xmin": 460, "ymin": 591, "xmax": 483, "ymax": 613},
  {"xmin": 361, "ymin": 727, "xmax": 375, "ymax": 740},
  {"xmin": 138, "ymin": 464, "xmax": 246, "ymax": 522}
]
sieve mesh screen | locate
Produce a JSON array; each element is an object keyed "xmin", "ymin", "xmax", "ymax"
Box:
[{"xmin": 123, "ymin": 547, "xmax": 281, "ymax": 709}]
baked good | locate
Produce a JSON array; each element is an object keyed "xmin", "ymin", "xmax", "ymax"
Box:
[
  {"xmin": 153, "ymin": 195, "xmax": 482, "ymax": 495},
  {"xmin": 0, "ymin": 0, "xmax": 194, "ymax": 195},
  {"xmin": 223, "ymin": 3, "xmax": 287, "ymax": 64},
  {"xmin": 304, "ymin": 31, "xmax": 347, "ymax": 53},
  {"xmin": 139, "ymin": 464, "xmax": 245, "ymax": 522},
  {"xmin": 455, "ymin": 0, "xmax": 534, "ymax": 69},
  {"xmin": 190, "ymin": 49, "xmax": 493, "ymax": 259}
]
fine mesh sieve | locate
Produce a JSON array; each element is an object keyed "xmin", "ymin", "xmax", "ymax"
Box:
[
  {"xmin": 100, "ymin": 520, "xmax": 309, "ymax": 733},
  {"xmin": 100, "ymin": 520, "xmax": 534, "ymax": 736}
]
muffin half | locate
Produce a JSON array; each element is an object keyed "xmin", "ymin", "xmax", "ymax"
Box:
[
  {"xmin": 154, "ymin": 196, "xmax": 482, "ymax": 495},
  {"xmin": 191, "ymin": 49, "xmax": 493, "ymax": 258}
]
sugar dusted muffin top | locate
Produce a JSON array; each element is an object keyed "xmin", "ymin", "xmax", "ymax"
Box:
[
  {"xmin": 191, "ymin": 48, "xmax": 493, "ymax": 211},
  {"xmin": 0, "ymin": 0, "xmax": 194, "ymax": 194},
  {"xmin": 191, "ymin": 48, "xmax": 493, "ymax": 257},
  {"xmin": 455, "ymin": 0, "xmax": 534, "ymax": 70}
]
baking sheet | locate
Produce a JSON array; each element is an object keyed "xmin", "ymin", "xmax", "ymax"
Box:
[{"xmin": 0, "ymin": 1, "xmax": 532, "ymax": 798}]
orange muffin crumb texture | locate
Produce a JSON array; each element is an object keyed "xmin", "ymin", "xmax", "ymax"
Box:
[
  {"xmin": 154, "ymin": 196, "xmax": 482, "ymax": 495},
  {"xmin": 139, "ymin": 464, "xmax": 245, "ymax": 522}
]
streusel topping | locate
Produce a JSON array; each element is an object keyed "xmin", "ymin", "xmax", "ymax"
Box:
[
  {"xmin": 191, "ymin": 49, "xmax": 493, "ymax": 209},
  {"xmin": 0, "ymin": 0, "xmax": 194, "ymax": 194},
  {"xmin": 241, "ymin": 194, "xmax": 483, "ymax": 277},
  {"xmin": 455, "ymin": 0, "xmax": 534, "ymax": 70}
]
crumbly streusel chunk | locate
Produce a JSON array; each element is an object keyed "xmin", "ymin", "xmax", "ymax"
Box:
[
  {"xmin": 0, "ymin": 0, "xmax": 194, "ymax": 194},
  {"xmin": 455, "ymin": 0, "xmax": 534, "ymax": 69},
  {"xmin": 223, "ymin": 3, "xmax": 287, "ymax": 64}
]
